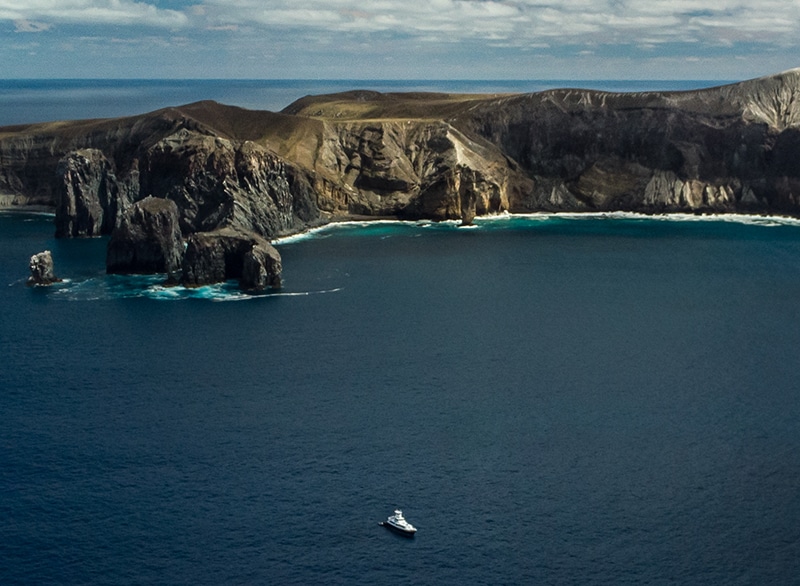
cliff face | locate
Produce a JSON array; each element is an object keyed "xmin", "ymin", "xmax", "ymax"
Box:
[
  {"xmin": 55, "ymin": 149, "xmax": 124, "ymax": 237},
  {"xmin": 449, "ymin": 75, "xmax": 800, "ymax": 214},
  {"xmin": 0, "ymin": 107, "xmax": 321, "ymax": 240},
  {"xmin": 106, "ymin": 196, "xmax": 184, "ymax": 279},
  {"xmin": 301, "ymin": 119, "xmax": 530, "ymax": 222},
  {"xmin": 181, "ymin": 228, "xmax": 282, "ymax": 290},
  {"xmin": 2, "ymin": 69, "xmax": 800, "ymax": 282},
  {"xmin": 140, "ymin": 128, "xmax": 317, "ymax": 237}
]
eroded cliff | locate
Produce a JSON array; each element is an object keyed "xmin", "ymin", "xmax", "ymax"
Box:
[{"xmin": 3, "ymin": 69, "xmax": 800, "ymax": 285}]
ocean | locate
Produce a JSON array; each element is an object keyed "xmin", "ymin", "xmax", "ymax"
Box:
[{"xmin": 2, "ymin": 81, "xmax": 799, "ymax": 585}]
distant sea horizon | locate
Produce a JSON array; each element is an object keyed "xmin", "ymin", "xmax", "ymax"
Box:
[{"xmin": 0, "ymin": 78, "xmax": 733, "ymax": 127}]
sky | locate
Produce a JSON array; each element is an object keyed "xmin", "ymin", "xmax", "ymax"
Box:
[{"xmin": 2, "ymin": 0, "xmax": 800, "ymax": 80}]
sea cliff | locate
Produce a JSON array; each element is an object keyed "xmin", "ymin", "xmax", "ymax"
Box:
[{"xmin": 3, "ymin": 69, "xmax": 800, "ymax": 285}]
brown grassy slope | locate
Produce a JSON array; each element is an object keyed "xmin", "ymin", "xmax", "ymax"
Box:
[
  {"xmin": 280, "ymin": 90, "xmax": 517, "ymax": 121},
  {"xmin": 278, "ymin": 70, "xmax": 800, "ymax": 131},
  {"xmin": 4, "ymin": 68, "xmax": 799, "ymax": 146},
  {"xmin": 0, "ymin": 101, "xmax": 328, "ymax": 177}
]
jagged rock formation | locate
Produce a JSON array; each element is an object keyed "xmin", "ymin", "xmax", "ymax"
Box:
[
  {"xmin": 282, "ymin": 69, "xmax": 800, "ymax": 217},
  {"xmin": 3, "ymin": 68, "xmax": 800, "ymax": 284},
  {"xmin": 241, "ymin": 242, "xmax": 282, "ymax": 291},
  {"xmin": 0, "ymin": 106, "xmax": 320, "ymax": 242},
  {"xmin": 106, "ymin": 196, "xmax": 183, "ymax": 279},
  {"xmin": 26, "ymin": 250, "xmax": 61, "ymax": 286},
  {"xmin": 55, "ymin": 149, "xmax": 123, "ymax": 237},
  {"xmin": 290, "ymin": 118, "xmax": 529, "ymax": 222},
  {"xmin": 4, "ymin": 69, "xmax": 800, "ymax": 229},
  {"xmin": 142, "ymin": 128, "xmax": 317, "ymax": 237},
  {"xmin": 181, "ymin": 228, "xmax": 281, "ymax": 290}
]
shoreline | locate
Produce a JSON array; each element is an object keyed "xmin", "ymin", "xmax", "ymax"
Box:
[
  {"xmin": 0, "ymin": 200, "xmax": 56, "ymax": 215},
  {"xmin": 4, "ymin": 204, "xmax": 800, "ymax": 242},
  {"xmin": 271, "ymin": 209, "xmax": 800, "ymax": 245},
  {"xmin": 478, "ymin": 210, "xmax": 800, "ymax": 226}
]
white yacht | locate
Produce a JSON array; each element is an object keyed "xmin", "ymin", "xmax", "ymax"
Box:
[{"xmin": 380, "ymin": 509, "xmax": 417, "ymax": 537}]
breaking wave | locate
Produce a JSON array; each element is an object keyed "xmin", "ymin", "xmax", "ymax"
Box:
[
  {"xmin": 472, "ymin": 210, "xmax": 800, "ymax": 228},
  {"xmin": 13, "ymin": 211, "xmax": 800, "ymax": 301},
  {"xmin": 274, "ymin": 212, "xmax": 800, "ymax": 247}
]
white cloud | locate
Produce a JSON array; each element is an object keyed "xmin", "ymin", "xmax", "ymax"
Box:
[
  {"xmin": 196, "ymin": 0, "xmax": 800, "ymax": 48},
  {"xmin": 4, "ymin": 0, "xmax": 799, "ymax": 50},
  {"xmin": 0, "ymin": 0, "xmax": 188, "ymax": 28},
  {"xmin": 3, "ymin": 0, "xmax": 800, "ymax": 79}
]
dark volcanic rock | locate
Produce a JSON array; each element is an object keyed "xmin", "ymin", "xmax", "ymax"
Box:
[
  {"xmin": 450, "ymin": 72, "xmax": 800, "ymax": 214},
  {"xmin": 141, "ymin": 129, "xmax": 317, "ymax": 238},
  {"xmin": 0, "ymin": 104, "xmax": 321, "ymax": 242},
  {"xmin": 106, "ymin": 196, "xmax": 183, "ymax": 278},
  {"xmin": 26, "ymin": 250, "xmax": 61, "ymax": 286},
  {"xmin": 241, "ymin": 243, "xmax": 282, "ymax": 290},
  {"xmin": 4, "ymin": 70, "xmax": 800, "ymax": 251},
  {"xmin": 55, "ymin": 149, "xmax": 121, "ymax": 237},
  {"xmin": 181, "ymin": 228, "xmax": 281, "ymax": 290}
]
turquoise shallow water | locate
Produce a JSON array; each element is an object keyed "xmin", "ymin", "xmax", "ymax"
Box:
[{"xmin": 2, "ymin": 211, "xmax": 800, "ymax": 584}]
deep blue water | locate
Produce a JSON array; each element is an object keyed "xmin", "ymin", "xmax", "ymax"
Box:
[
  {"xmin": 1, "ymin": 79, "xmax": 799, "ymax": 584},
  {"xmin": 0, "ymin": 78, "xmax": 732, "ymax": 126},
  {"xmin": 2, "ymin": 211, "xmax": 800, "ymax": 585}
]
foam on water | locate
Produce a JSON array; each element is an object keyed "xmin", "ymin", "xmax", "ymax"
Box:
[
  {"xmin": 270, "ymin": 287, "xmax": 344, "ymax": 297},
  {"xmin": 472, "ymin": 210, "xmax": 800, "ymax": 227},
  {"xmin": 273, "ymin": 219, "xmax": 421, "ymax": 245},
  {"xmin": 276, "ymin": 212, "xmax": 800, "ymax": 248},
  {"xmin": 23, "ymin": 272, "xmax": 343, "ymax": 302},
  {"xmin": 10, "ymin": 211, "xmax": 800, "ymax": 300}
]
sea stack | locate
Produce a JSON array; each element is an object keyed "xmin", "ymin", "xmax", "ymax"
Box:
[
  {"xmin": 180, "ymin": 228, "xmax": 282, "ymax": 291},
  {"xmin": 2, "ymin": 69, "xmax": 800, "ymax": 260},
  {"xmin": 27, "ymin": 250, "xmax": 61, "ymax": 286},
  {"xmin": 106, "ymin": 196, "xmax": 184, "ymax": 280}
]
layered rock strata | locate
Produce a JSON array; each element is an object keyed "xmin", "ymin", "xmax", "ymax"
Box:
[
  {"xmin": 3, "ymin": 69, "xmax": 800, "ymax": 284},
  {"xmin": 55, "ymin": 149, "xmax": 124, "ymax": 237}
]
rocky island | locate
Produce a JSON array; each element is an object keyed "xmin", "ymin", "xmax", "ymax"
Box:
[{"xmin": 3, "ymin": 69, "xmax": 800, "ymax": 289}]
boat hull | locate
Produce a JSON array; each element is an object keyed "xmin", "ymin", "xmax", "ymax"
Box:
[{"xmin": 380, "ymin": 521, "xmax": 416, "ymax": 537}]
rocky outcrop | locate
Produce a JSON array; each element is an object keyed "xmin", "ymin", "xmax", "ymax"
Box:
[
  {"xmin": 3, "ymin": 69, "xmax": 800, "ymax": 257},
  {"xmin": 298, "ymin": 120, "xmax": 528, "ymax": 222},
  {"xmin": 241, "ymin": 242, "xmax": 282, "ymax": 290},
  {"xmin": 141, "ymin": 128, "xmax": 317, "ymax": 237},
  {"xmin": 55, "ymin": 149, "xmax": 122, "ymax": 237},
  {"xmin": 180, "ymin": 228, "xmax": 281, "ymax": 290},
  {"xmin": 446, "ymin": 71, "xmax": 800, "ymax": 215},
  {"xmin": 0, "ymin": 105, "xmax": 321, "ymax": 242},
  {"xmin": 106, "ymin": 196, "xmax": 183, "ymax": 279},
  {"xmin": 104, "ymin": 196, "xmax": 282, "ymax": 290},
  {"xmin": 26, "ymin": 250, "xmax": 61, "ymax": 286}
]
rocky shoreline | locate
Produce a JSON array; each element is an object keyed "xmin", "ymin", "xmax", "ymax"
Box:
[{"xmin": 3, "ymin": 69, "xmax": 800, "ymax": 289}]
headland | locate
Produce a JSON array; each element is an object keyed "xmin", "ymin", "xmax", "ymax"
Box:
[{"xmin": 3, "ymin": 69, "xmax": 800, "ymax": 288}]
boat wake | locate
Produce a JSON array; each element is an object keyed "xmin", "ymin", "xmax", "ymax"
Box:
[{"xmin": 18, "ymin": 274, "xmax": 343, "ymax": 302}]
